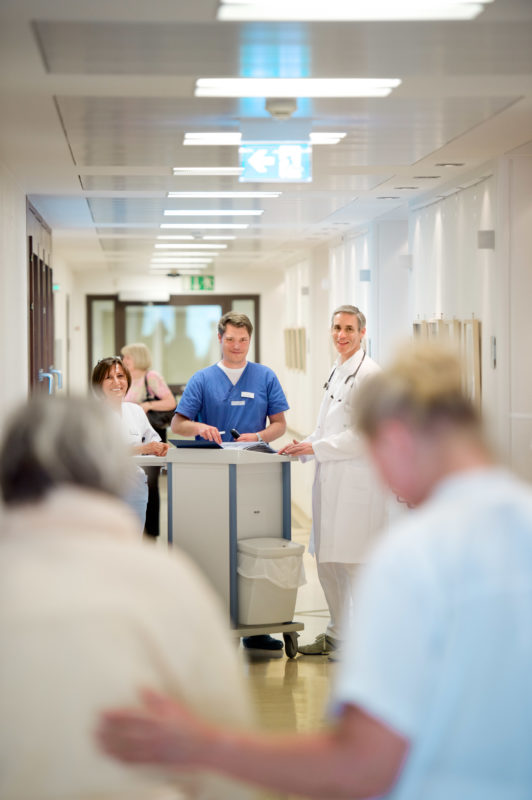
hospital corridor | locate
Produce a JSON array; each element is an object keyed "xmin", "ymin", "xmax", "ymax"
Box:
[{"xmin": 1, "ymin": 1, "xmax": 532, "ymax": 798}]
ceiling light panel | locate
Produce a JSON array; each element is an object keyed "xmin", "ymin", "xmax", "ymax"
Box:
[
  {"xmin": 154, "ymin": 245, "xmax": 221, "ymax": 251},
  {"xmin": 195, "ymin": 78, "xmax": 401, "ymax": 98},
  {"xmin": 155, "ymin": 241, "xmax": 227, "ymax": 248},
  {"xmin": 161, "ymin": 223, "xmax": 249, "ymax": 229},
  {"xmin": 167, "ymin": 191, "xmax": 281, "ymax": 198},
  {"xmin": 184, "ymin": 133, "xmax": 242, "ymax": 146},
  {"xmin": 151, "ymin": 258, "xmax": 214, "ymax": 263},
  {"xmin": 173, "ymin": 167, "xmax": 244, "ymax": 176},
  {"xmin": 217, "ymin": 1, "xmax": 490, "ymax": 21},
  {"xmin": 310, "ymin": 133, "xmax": 347, "ymax": 144},
  {"xmin": 163, "ymin": 209, "xmax": 263, "ymax": 216}
]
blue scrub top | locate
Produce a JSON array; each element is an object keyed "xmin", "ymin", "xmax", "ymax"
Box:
[{"xmin": 176, "ymin": 362, "xmax": 289, "ymax": 442}]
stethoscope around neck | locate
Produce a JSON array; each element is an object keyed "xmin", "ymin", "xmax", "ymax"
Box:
[{"xmin": 323, "ymin": 350, "xmax": 366, "ymax": 400}]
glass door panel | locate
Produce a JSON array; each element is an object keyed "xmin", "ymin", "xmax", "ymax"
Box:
[
  {"xmin": 91, "ymin": 299, "xmax": 115, "ymax": 365},
  {"xmin": 231, "ymin": 298, "xmax": 256, "ymax": 362},
  {"xmin": 124, "ymin": 303, "xmax": 223, "ymax": 390}
]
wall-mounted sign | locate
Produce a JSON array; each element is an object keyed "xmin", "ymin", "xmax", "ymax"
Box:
[
  {"xmin": 239, "ymin": 141, "xmax": 312, "ymax": 183},
  {"xmin": 187, "ymin": 275, "xmax": 215, "ymax": 291}
]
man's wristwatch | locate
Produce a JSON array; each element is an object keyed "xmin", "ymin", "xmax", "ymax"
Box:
[{"xmin": 256, "ymin": 432, "xmax": 264, "ymax": 443}]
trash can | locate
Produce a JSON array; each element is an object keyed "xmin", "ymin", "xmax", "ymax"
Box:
[{"xmin": 237, "ymin": 537, "xmax": 306, "ymax": 625}]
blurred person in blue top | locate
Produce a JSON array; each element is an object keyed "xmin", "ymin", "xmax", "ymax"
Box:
[
  {"xmin": 172, "ymin": 310, "xmax": 289, "ymax": 655},
  {"xmin": 98, "ymin": 342, "xmax": 532, "ymax": 800},
  {"xmin": 172, "ymin": 311, "xmax": 288, "ymax": 447}
]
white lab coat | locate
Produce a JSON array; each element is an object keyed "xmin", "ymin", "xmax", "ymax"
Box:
[{"xmin": 305, "ymin": 348, "xmax": 388, "ymax": 564}]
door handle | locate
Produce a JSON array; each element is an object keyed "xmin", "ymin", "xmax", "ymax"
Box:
[
  {"xmin": 49, "ymin": 368, "xmax": 63, "ymax": 390},
  {"xmin": 38, "ymin": 369, "xmax": 54, "ymax": 394}
]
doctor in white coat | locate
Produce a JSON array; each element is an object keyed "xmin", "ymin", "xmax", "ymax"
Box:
[{"xmin": 279, "ymin": 305, "xmax": 387, "ymax": 655}]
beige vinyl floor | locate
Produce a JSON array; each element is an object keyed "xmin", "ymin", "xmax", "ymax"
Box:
[{"xmin": 155, "ymin": 472, "xmax": 335, "ymax": 799}]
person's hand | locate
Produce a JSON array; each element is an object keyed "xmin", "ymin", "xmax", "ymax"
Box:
[
  {"xmin": 97, "ymin": 688, "xmax": 208, "ymax": 767},
  {"xmin": 141, "ymin": 441, "xmax": 170, "ymax": 456},
  {"xmin": 277, "ymin": 439, "xmax": 314, "ymax": 456},
  {"xmin": 195, "ymin": 423, "xmax": 223, "ymax": 445},
  {"xmin": 236, "ymin": 432, "xmax": 261, "ymax": 442}
]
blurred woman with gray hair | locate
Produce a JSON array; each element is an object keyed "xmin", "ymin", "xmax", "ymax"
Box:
[{"xmin": 0, "ymin": 395, "xmax": 254, "ymax": 800}]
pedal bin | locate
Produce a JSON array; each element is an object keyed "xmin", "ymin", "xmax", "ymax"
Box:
[{"xmin": 237, "ymin": 537, "xmax": 306, "ymax": 625}]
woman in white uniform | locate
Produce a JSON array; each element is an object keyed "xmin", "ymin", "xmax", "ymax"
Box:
[
  {"xmin": 279, "ymin": 305, "xmax": 387, "ymax": 655},
  {"xmin": 91, "ymin": 356, "xmax": 169, "ymax": 531}
]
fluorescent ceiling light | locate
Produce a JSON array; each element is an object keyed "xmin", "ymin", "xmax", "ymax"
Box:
[
  {"xmin": 151, "ymin": 258, "xmax": 214, "ymax": 264},
  {"xmin": 180, "ymin": 133, "xmax": 345, "ymax": 147},
  {"xmin": 161, "ymin": 223, "xmax": 249, "ymax": 229},
  {"xmin": 155, "ymin": 245, "xmax": 221, "ymax": 252},
  {"xmin": 310, "ymin": 132, "xmax": 346, "ymax": 145},
  {"xmin": 155, "ymin": 241, "xmax": 227, "ymax": 248},
  {"xmin": 184, "ymin": 132, "xmax": 242, "ymax": 146},
  {"xmin": 168, "ymin": 191, "xmax": 281, "ymax": 198},
  {"xmin": 217, "ymin": 1, "xmax": 489, "ymax": 21},
  {"xmin": 154, "ymin": 234, "xmax": 194, "ymax": 240},
  {"xmin": 150, "ymin": 266, "xmax": 208, "ymax": 272},
  {"xmin": 203, "ymin": 235, "xmax": 236, "ymax": 240},
  {"xmin": 163, "ymin": 209, "xmax": 263, "ymax": 216},
  {"xmin": 173, "ymin": 167, "xmax": 243, "ymax": 176},
  {"xmin": 195, "ymin": 78, "xmax": 401, "ymax": 98}
]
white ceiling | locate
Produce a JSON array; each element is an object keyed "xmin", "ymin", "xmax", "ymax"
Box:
[{"xmin": 0, "ymin": 0, "xmax": 531, "ymax": 276}]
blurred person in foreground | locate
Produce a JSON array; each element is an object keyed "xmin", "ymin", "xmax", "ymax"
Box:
[
  {"xmin": 0, "ymin": 395, "xmax": 254, "ymax": 800},
  {"xmin": 92, "ymin": 355, "xmax": 169, "ymax": 532},
  {"xmin": 98, "ymin": 342, "xmax": 532, "ymax": 800},
  {"xmin": 121, "ymin": 342, "xmax": 176, "ymax": 538}
]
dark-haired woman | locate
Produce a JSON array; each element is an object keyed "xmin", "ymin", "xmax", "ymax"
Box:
[{"xmin": 91, "ymin": 356, "xmax": 169, "ymax": 530}]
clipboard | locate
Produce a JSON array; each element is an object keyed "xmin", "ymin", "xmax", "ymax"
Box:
[{"xmin": 169, "ymin": 439, "xmax": 222, "ymax": 449}]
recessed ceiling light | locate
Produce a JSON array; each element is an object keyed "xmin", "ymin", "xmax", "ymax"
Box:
[
  {"xmin": 195, "ymin": 78, "xmax": 401, "ymax": 98},
  {"xmin": 150, "ymin": 266, "xmax": 209, "ymax": 272},
  {"xmin": 394, "ymin": 186, "xmax": 419, "ymax": 190},
  {"xmin": 377, "ymin": 196, "xmax": 401, "ymax": 200},
  {"xmin": 310, "ymin": 132, "xmax": 347, "ymax": 145},
  {"xmin": 184, "ymin": 132, "xmax": 242, "ymax": 146},
  {"xmin": 202, "ymin": 235, "xmax": 236, "ymax": 240},
  {"xmin": 155, "ymin": 242, "xmax": 227, "ymax": 248},
  {"xmin": 413, "ymin": 175, "xmax": 441, "ymax": 179},
  {"xmin": 172, "ymin": 167, "xmax": 243, "ymax": 176},
  {"xmin": 155, "ymin": 246, "xmax": 222, "ymax": 253},
  {"xmin": 151, "ymin": 258, "xmax": 214, "ymax": 264},
  {"xmin": 167, "ymin": 191, "xmax": 281, "ymax": 198},
  {"xmin": 161, "ymin": 223, "xmax": 249, "ymax": 229},
  {"xmin": 435, "ymin": 162, "xmax": 465, "ymax": 167},
  {"xmin": 154, "ymin": 234, "xmax": 194, "ymax": 240},
  {"xmin": 217, "ymin": 1, "xmax": 490, "ymax": 22},
  {"xmin": 163, "ymin": 209, "xmax": 263, "ymax": 217}
]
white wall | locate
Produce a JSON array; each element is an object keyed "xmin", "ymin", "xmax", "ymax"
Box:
[
  {"xmin": 410, "ymin": 173, "xmax": 505, "ymax": 450},
  {"xmin": 370, "ymin": 219, "xmax": 411, "ymax": 365},
  {"xmin": 0, "ymin": 160, "xmax": 28, "ymax": 427},
  {"xmin": 503, "ymin": 153, "xmax": 532, "ymax": 481}
]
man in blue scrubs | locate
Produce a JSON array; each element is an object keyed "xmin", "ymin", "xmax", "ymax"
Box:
[{"xmin": 172, "ymin": 311, "xmax": 289, "ymax": 653}]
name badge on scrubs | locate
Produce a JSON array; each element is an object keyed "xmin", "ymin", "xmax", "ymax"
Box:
[
  {"xmin": 231, "ymin": 400, "xmax": 245, "ymax": 406},
  {"xmin": 241, "ymin": 391, "xmax": 255, "ymax": 398}
]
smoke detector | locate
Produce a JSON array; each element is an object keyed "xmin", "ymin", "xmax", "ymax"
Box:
[{"xmin": 265, "ymin": 98, "xmax": 298, "ymax": 120}]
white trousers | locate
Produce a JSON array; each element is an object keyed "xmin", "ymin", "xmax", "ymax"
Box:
[{"xmin": 316, "ymin": 561, "xmax": 360, "ymax": 640}]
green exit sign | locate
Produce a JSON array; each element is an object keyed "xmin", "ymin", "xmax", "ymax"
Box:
[{"xmin": 187, "ymin": 275, "xmax": 215, "ymax": 291}]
